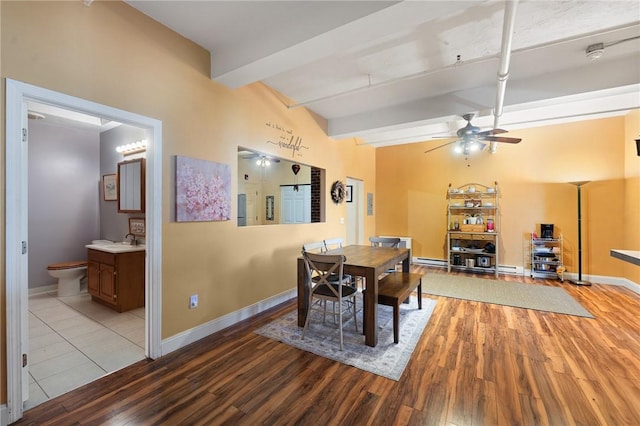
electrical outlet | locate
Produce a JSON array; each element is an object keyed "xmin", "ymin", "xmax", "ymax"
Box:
[{"xmin": 189, "ymin": 294, "xmax": 198, "ymax": 309}]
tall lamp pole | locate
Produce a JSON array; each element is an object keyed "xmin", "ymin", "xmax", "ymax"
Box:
[{"xmin": 569, "ymin": 181, "xmax": 591, "ymax": 286}]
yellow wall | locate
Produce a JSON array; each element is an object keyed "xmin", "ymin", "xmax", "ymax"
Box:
[
  {"xmin": 623, "ymin": 110, "xmax": 640, "ymax": 281},
  {"xmin": 377, "ymin": 116, "xmax": 639, "ymax": 282},
  {"xmin": 0, "ymin": 1, "xmax": 375, "ymax": 402}
]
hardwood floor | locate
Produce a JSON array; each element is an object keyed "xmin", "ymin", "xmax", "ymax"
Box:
[{"xmin": 14, "ymin": 267, "xmax": 640, "ymax": 425}]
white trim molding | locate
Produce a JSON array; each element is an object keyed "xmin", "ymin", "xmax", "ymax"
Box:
[
  {"xmin": 161, "ymin": 289, "xmax": 296, "ymax": 356},
  {"xmin": 4, "ymin": 79, "xmax": 163, "ymax": 423}
]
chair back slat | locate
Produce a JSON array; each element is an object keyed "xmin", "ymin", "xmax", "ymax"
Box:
[
  {"xmin": 302, "ymin": 241, "xmax": 326, "ymax": 254},
  {"xmin": 323, "ymin": 237, "xmax": 344, "ymax": 252}
]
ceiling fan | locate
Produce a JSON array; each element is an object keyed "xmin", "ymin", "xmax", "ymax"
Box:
[
  {"xmin": 424, "ymin": 113, "xmax": 522, "ymax": 155},
  {"xmin": 238, "ymin": 150, "xmax": 281, "ymax": 165}
]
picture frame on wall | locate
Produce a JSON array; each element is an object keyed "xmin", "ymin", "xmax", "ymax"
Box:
[
  {"xmin": 346, "ymin": 185, "xmax": 353, "ymax": 203},
  {"xmin": 102, "ymin": 174, "xmax": 117, "ymax": 201},
  {"xmin": 266, "ymin": 195, "xmax": 275, "ymax": 220},
  {"xmin": 129, "ymin": 218, "xmax": 146, "ymax": 236}
]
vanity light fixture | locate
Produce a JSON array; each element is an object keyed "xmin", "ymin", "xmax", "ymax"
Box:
[{"xmin": 116, "ymin": 139, "xmax": 147, "ymax": 155}]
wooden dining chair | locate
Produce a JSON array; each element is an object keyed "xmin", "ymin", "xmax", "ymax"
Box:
[{"xmin": 302, "ymin": 251, "xmax": 358, "ymax": 350}]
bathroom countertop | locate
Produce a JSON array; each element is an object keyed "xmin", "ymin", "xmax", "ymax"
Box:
[{"xmin": 86, "ymin": 243, "xmax": 146, "ymax": 253}]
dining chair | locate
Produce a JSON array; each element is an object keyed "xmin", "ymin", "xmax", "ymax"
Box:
[
  {"xmin": 369, "ymin": 236, "xmax": 401, "ymax": 248},
  {"xmin": 323, "ymin": 237, "xmax": 345, "ymax": 252},
  {"xmin": 302, "ymin": 241, "xmax": 326, "ymax": 254},
  {"xmin": 369, "ymin": 236, "xmax": 402, "ymax": 272},
  {"xmin": 302, "ymin": 251, "xmax": 358, "ymax": 350},
  {"xmin": 324, "ymin": 237, "xmax": 360, "ymax": 289}
]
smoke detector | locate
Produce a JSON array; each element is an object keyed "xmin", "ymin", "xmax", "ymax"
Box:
[{"xmin": 585, "ymin": 43, "xmax": 604, "ymax": 60}]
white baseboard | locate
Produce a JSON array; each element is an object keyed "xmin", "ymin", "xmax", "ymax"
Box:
[{"xmin": 160, "ymin": 288, "xmax": 296, "ymax": 356}]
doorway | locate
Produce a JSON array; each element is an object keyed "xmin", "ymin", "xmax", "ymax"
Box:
[
  {"xmin": 346, "ymin": 178, "xmax": 364, "ymax": 245},
  {"xmin": 5, "ymin": 79, "xmax": 163, "ymax": 423}
]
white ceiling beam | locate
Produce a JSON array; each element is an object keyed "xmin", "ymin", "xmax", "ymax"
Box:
[
  {"xmin": 328, "ymin": 55, "xmax": 640, "ymax": 140},
  {"xmin": 212, "ymin": 1, "xmax": 475, "ymax": 88}
]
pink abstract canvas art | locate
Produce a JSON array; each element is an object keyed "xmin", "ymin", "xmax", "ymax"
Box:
[{"xmin": 176, "ymin": 155, "xmax": 231, "ymax": 222}]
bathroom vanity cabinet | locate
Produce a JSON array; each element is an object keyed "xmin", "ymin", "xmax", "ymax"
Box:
[{"xmin": 87, "ymin": 248, "xmax": 145, "ymax": 312}]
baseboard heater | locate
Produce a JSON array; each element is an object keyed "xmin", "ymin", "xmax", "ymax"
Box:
[
  {"xmin": 414, "ymin": 257, "xmax": 523, "ymax": 275},
  {"xmin": 414, "ymin": 257, "xmax": 447, "ymax": 267}
]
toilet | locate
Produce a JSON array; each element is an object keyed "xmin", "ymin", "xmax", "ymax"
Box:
[{"xmin": 47, "ymin": 261, "xmax": 88, "ymax": 297}]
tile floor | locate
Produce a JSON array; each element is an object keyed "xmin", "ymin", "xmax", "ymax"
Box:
[{"xmin": 26, "ymin": 291, "xmax": 146, "ymax": 410}]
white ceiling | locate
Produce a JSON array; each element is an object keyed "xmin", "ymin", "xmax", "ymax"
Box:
[{"xmin": 109, "ymin": 1, "xmax": 640, "ymax": 147}]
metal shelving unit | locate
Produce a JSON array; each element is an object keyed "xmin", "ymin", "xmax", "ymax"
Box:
[
  {"xmin": 446, "ymin": 182, "xmax": 499, "ymax": 277},
  {"xmin": 530, "ymin": 234, "xmax": 564, "ymax": 281}
]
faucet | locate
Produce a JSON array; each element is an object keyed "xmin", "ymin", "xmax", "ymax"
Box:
[{"xmin": 125, "ymin": 233, "xmax": 138, "ymax": 246}]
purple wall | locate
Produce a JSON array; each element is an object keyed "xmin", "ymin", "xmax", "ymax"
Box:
[
  {"xmin": 28, "ymin": 121, "xmax": 100, "ymax": 289},
  {"xmin": 28, "ymin": 121, "xmax": 147, "ymax": 290}
]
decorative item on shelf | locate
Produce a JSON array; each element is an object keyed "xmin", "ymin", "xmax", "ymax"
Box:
[
  {"xmin": 330, "ymin": 180, "xmax": 346, "ymax": 204},
  {"xmin": 486, "ymin": 218, "xmax": 494, "ymax": 232}
]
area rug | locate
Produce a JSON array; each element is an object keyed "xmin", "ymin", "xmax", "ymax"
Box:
[
  {"xmin": 255, "ymin": 296, "xmax": 437, "ymax": 381},
  {"xmin": 422, "ymin": 273, "xmax": 594, "ymax": 318}
]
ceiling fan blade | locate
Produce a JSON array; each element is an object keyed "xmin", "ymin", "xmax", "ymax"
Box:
[
  {"xmin": 424, "ymin": 140, "xmax": 459, "ymax": 154},
  {"xmin": 482, "ymin": 136, "xmax": 522, "ymax": 144},
  {"xmin": 477, "ymin": 128, "xmax": 508, "ymax": 136}
]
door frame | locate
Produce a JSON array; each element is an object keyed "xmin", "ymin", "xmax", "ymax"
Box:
[{"xmin": 5, "ymin": 79, "xmax": 163, "ymax": 422}]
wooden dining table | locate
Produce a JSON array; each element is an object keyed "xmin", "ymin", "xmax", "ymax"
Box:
[{"xmin": 297, "ymin": 245, "xmax": 410, "ymax": 347}]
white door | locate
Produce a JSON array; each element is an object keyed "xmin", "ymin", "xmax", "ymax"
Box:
[
  {"xmin": 244, "ymin": 183, "xmax": 259, "ymax": 225},
  {"xmin": 281, "ymin": 185, "xmax": 310, "ymax": 224}
]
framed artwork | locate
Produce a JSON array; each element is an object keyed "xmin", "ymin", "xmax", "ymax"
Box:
[
  {"xmin": 129, "ymin": 218, "xmax": 146, "ymax": 236},
  {"xmin": 102, "ymin": 174, "xmax": 117, "ymax": 201},
  {"xmin": 175, "ymin": 155, "xmax": 231, "ymax": 222},
  {"xmin": 367, "ymin": 193, "xmax": 374, "ymax": 215},
  {"xmin": 346, "ymin": 185, "xmax": 353, "ymax": 203},
  {"xmin": 266, "ymin": 195, "xmax": 275, "ymax": 220}
]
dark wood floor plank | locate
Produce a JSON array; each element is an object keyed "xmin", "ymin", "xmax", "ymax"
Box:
[{"xmin": 14, "ymin": 267, "xmax": 640, "ymax": 425}]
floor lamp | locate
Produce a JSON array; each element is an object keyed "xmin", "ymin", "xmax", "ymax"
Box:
[{"xmin": 569, "ymin": 181, "xmax": 591, "ymax": 286}]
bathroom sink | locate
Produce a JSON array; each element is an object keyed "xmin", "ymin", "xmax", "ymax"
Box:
[{"xmin": 86, "ymin": 242, "xmax": 146, "ymax": 253}]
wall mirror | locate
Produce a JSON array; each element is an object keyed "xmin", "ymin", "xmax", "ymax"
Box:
[
  {"xmin": 237, "ymin": 147, "xmax": 324, "ymax": 226},
  {"xmin": 118, "ymin": 158, "xmax": 145, "ymax": 213}
]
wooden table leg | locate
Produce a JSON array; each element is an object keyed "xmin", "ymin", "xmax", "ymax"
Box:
[
  {"xmin": 297, "ymin": 257, "xmax": 308, "ymax": 327},
  {"xmin": 364, "ymin": 268, "xmax": 378, "ymax": 347}
]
